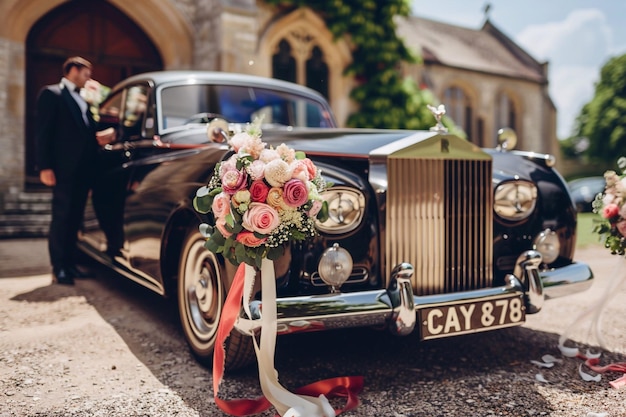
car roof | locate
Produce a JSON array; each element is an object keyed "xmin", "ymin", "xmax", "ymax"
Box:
[{"xmin": 114, "ymin": 70, "xmax": 328, "ymax": 101}]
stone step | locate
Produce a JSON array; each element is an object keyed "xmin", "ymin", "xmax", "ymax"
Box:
[{"xmin": 0, "ymin": 191, "xmax": 52, "ymax": 238}]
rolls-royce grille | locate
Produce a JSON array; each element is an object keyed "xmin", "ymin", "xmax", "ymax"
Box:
[{"xmin": 385, "ymin": 158, "xmax": 493, "ymax": 295}]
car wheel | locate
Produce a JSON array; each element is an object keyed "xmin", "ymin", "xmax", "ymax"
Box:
[{"xmin": 178, "ymin": 230, "xmax": 255, "ymax": 370}]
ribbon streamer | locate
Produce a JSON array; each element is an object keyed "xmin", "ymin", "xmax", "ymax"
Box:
[
  {"xmin": 213, "ymin": 261, "xmax": 363, "ymax": 416},
  {"xmin": 557, "ymin": 256, "xmax": 626, "ymax": 388},
  {"xmin": 559, "ymin": 256, "xmax": 625, "ymax": 353}
]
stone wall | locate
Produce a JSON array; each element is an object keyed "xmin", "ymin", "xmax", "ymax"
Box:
[{"xmin": 0, "ymin": 37, "xmax": 25, "ymax": 193}]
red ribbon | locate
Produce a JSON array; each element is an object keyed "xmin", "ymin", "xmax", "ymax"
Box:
[
  {"xmin": 577, "ymin": 352, "xmax": 626, "ymax": 389},
  {"xmin": 213, "ymin": 263, "xmax": 364, "ymax": 416}
]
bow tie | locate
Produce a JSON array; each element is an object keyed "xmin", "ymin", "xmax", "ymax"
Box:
[{"xmin": 74, "ymin": 86, "xmax": 81, "ymax": 94}]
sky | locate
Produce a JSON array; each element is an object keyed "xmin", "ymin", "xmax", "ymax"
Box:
[{"xmin": 411, "ymin": 0, "xmax": 626, "ymax": 139}]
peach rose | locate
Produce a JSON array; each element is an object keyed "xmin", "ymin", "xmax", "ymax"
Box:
[
  {"xmin": 236, "ymin": 231, "xmax": 267, "ymax": 247},
  {"xmin": 301, "ymin": 158, "xmax": 318, "ymax": 180},
  {"xmin": 266, "ymin": 187, "xmax": 286, "ymax": 210},
  {"xmin": 290, "ymin": 160, "xmax": 309, "ymax": 182},
  {"xmin": 211, "ymin": 192, "xmax": 231, "ymax": 218},
  {"xmin": 242, "ymin": 202, "xmax": 280, "ymax": 234}
]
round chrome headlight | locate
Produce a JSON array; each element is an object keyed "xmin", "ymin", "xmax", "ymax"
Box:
[
  {"xmin": 316, "ymin": 186, "xmax": 365, "ymax": 234},
  {"xmin": 533, "ymin": 229, "xmax": 560, "ymax": 264},
  {"xmin": 318, "ymin": 244, "xmax": 353, "ymax": 290},
  {"xmin": 494, "ymin": 180, "xmax": 538, "ymax": 221}
]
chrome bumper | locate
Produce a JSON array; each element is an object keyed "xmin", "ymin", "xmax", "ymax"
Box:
[{"xmin": 240, "ymin": 252, "xmax": 593, "ymax": 338}]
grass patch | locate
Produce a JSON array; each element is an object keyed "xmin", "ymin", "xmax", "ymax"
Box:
[{"xmin": 576, "ymin": 212, "xmax": 603, "ymax": 249}]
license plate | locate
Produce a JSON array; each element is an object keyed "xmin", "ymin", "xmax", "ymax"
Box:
[{"xmin": 418, "ymin": 294, "xmax": 525, "ymax": 340}]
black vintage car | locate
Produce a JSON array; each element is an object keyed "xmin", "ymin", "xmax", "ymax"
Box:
[{"xmin": 79, "ymin": 71, "xmax": 593, "ymax": 370}]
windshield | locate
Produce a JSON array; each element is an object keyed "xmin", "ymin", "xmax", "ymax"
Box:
[{"xmin": 159, "ymin": 84, "xmax": 335, "ymax": 131}]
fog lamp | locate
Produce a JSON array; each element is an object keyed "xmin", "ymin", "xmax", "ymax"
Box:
[
  {"xmin": 533, "ymin": 229, "xmax": 560, "ymax": 264},
  {"xmin": 318, "ymin": 243, "xmax": 353, "ymax": 292}
]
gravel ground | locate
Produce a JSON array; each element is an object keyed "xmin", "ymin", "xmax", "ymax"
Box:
[{"xmin": 1, "ymin": 239, "xmax": 625, "ymax": 417}]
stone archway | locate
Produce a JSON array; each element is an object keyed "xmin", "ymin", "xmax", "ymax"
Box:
[
  {"xmin": 0, "ymin": 0, "xmax": 194, "ymax": 188},
  {"xmin": 257, "ymin": 7, "xmax": 354, "ymax": 126}
]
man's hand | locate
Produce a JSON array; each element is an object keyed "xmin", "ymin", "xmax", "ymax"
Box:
[
  {"xmin": 96, "ymin": 127, "xmax": 116, "ymax": 146},
  {"xmin": 39, "ymin": 169, "xmax": 56, "ymax": 187}
]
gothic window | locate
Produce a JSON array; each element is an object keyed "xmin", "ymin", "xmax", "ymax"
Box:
[
  {"xmin": 271, "ymin": 37, "xmax": 329, "ymax": 98},
  {"xmin": 443, "ymin": 86, "xmax": 473, "ymax": 140},
  {"xmin": 306, "ymin": 46, "xmax": 328, "ymax": 98},
  {"xmin": 272, "ymin": 40, "xmax": 296, "ymax": 83}
]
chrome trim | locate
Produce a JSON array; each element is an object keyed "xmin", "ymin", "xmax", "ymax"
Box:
[
  {"xmin": 241, "ymin": 260, "xmax": 593, "ymax": 336},
  {"xmin": 540, "ymin": 262, "xmax": 594, "ymax": 299},
  {"xmin": 513, "ymin": 250, "xmax": 544, "ymax": 313}
]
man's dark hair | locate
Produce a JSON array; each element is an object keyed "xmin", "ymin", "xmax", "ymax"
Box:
[{"xmin": 62, "ymin": 56, "xmax": 92, "ymax": 75}]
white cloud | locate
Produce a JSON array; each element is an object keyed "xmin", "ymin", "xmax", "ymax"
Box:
[{"xmin": 515, "ymin": 9, "xmax": 613, "ymax": 137}]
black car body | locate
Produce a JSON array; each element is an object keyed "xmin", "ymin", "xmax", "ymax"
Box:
[
  {"xmin": 79, "ymin": 71, "xmax": 593, "ymax": 369},
  {"xmin": 568, "ymin": 176, "xmax": 605, "ymax": 213}
]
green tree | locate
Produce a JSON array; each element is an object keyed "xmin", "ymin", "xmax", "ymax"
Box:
[
  {"xmin": 264, "ymin": 0, "xmax": 447, "ymax": 131},
  {"xmin": 576, "ymin": 54, "xmax": 626, "ymax": 163}
]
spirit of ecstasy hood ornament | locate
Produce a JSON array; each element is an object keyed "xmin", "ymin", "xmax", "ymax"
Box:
[{"xmin": 427, "ymin": 104, "xmax": 448, "ymax": 133}]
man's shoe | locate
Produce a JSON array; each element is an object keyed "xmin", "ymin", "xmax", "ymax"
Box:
[
  {"xmin": 52, "ymin": 268, "xmax": 75, "ymax": 285},
  {"xmin": 66, "ymin": 265, "xmax": 89, "ymax": 278}
]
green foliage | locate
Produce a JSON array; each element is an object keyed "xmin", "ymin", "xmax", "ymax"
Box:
[
  {"xmin": 575, "ymin": 54, "xmax": 626, "ymax": 163},
  {"xmin": 264, "ymin": 0, "xmax": 441, "ymax": 131}
]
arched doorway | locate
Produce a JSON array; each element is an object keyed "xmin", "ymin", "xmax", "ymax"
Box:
[{"xmin": 25, "ymin": 0, "xmax": 163, "ymax": 187}]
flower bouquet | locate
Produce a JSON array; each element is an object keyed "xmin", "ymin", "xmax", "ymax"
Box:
[
  {"xmin": 193, "ymin": 118, "xmax": 329, "ymax": 268},
  {"xmin": 81, "ymin": 79, "xmax": 110, "ymax": 121},
  {"xmin": 592, "ymin": 156, "xmax": 626, "ymax": 254},
  {"xmin": 556, "ymin": 156, "xmax": 626, "ymax": 388},
  {"xmin": 193, "ymin": 119, "xmax": 360, "ymax": 417}
]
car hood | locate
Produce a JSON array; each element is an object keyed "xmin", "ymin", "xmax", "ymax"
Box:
[{"xmin": 260, "ymin": 127, "xmax": 426, "ymax": 158}]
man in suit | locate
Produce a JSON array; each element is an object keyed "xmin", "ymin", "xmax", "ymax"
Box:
[{"xmin": 35, "ymin": 56, "xmax": 100, "ymax": 285}]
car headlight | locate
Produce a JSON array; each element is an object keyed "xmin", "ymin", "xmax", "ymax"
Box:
[
  {"xmin": 494, "ymin": 180, "xmax": 538, "ymax": 221},
  {"xmin": 533, "ymin": 229, "xmax": 560, "ymax": 264},
  {"xmin": 316, "ymin": 186, "xmax": 365, "ymax": 234}
]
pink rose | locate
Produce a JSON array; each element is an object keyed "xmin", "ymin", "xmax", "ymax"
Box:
[
  {"xmin": 229, "ymin": 132, "xmax": 252, "ymax": 153},
  {"xmin": 283, "ymin": 179, "xmax": 309, "ymax": 207},
  {"xmin": 215, "ymin": 217, "xmax": 232, "ymax": 238},
  {"xmin": 236, "ymin": 231, "xmax": 267, "ymax": 247},
  {"xmin": 603, "ymin": 203, "xmax": 620, "ymax": 219},
  {"xmin": 290, "ymin": 160, "xmax": 309, "ymax": 182},
  {"xmin": 301, "ymin": 158, "xmax": 318, "ymax": 180},
  {"xmin": 250, "ymin": 180, "xmax": 270, "ymax": 202},
  {"xmin": 211, "ymin": 192, "xmax": 231, "ymax": 218},
  {"xmin": 242, "ymin": 202, "xmax": 280, "ymax": 234},
  {"xmin": 221, "ymin": 169, "xmax": 248, "ymax": 195},
  {"xmin": 248, "ymin": 160, "xmax": 266, "ymax": 180}
]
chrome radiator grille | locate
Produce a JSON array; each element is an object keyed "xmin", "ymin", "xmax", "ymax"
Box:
[{"xmin": 385, "ymin": 158, "xmax": 493, "ymax": 295}]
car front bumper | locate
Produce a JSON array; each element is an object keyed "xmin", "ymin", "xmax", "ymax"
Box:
[{"xmin": 239, "ymin": 251, "xmax": 593, "ymax": 339}]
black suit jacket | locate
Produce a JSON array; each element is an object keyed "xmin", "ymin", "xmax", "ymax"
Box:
[{"xmin": 35, "ymin": 82, "xmax": 98, "ymax": 181}]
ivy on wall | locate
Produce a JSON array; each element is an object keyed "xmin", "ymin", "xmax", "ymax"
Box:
[{"xmin": 264, "ymin": 0, "xmax": 441, "ymax": 130}]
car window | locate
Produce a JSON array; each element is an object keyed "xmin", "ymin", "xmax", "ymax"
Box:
[
  {"xmin": 99, "ymin": 91, "xmax": 123, "ymax": 130},
  {"xmin": 159, "ymin": 84, "xmax": 333, "ymax": 131},
  {"xmin": 120, "ymin": 84, "xmax": 149, "ymax": 140}
]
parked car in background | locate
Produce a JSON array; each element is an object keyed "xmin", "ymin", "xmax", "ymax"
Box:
[
  {"xmin": 78, "ymin": 71, "xmax": 594, "ymax": 370},
  {"xmin": 568, "ymin": 176, "xmax": 605, "ymax": 213}
]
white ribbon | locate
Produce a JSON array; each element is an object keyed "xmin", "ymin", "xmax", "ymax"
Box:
[
  {"xmin": 238, "ymin": 259, "xmax": 334, "ymax": 417},
  {"xmin": 558, "ymin": 255, "xmax": 626, "ymax": 356}
]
